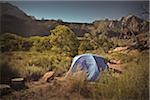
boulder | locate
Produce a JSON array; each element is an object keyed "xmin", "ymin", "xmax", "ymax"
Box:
[
  {"xmin": 108, "ymin": 63, "xmax": 123, "ymax": 73},
  {"xmin": 110, "ymin": 59, "xmax": 122, "ymax": 64},
  {"xmin": 128, "ymin": 49, "xmax": 140, "ymax": 57},
  {"xmin": 113, "ymin": 46, "xmax": 128, "ymax": 52},
  {"xmin": 55, "ymin": 77, "xmax": 65, "ymax": 81},
  {"xmin": 41, "ymin": 71, "xmax": 55, "ymax": 82}
]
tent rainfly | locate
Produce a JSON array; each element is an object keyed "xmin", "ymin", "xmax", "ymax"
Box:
[{"xmin": 69, "ymin": 54, "xmax": 108, "ymax": 81}]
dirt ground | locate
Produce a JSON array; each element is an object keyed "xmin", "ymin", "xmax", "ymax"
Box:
[{"xmin": 1, "ymin": 76, "xmax": 89, "ymax": 100}]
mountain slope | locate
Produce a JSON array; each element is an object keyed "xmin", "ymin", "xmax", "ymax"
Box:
[
  {"xmin": 0, "ymin": 3, "xmax": 149, "ymax": 37},
  {"xmin": 1, "ymin": 3, "xmax": 51, "ymax": 36}
]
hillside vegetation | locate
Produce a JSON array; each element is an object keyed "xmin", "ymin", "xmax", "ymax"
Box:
[{"xmin": 0, "ymin": 24, "xmax": 149, "ymax": 99}]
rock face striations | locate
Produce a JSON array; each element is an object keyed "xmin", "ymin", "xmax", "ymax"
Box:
[{"xmin": 0, "ymin": 3, "xmax": 149, "ymax": 37}]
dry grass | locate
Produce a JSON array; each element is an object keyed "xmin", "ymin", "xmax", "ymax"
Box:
[
  {"xmin": 0, "ymin": 51, "xmax": 72, "ymax": 83},
  {"xmin": 1, "ymin": 49, "xmax": 149, "ymax": 100}
]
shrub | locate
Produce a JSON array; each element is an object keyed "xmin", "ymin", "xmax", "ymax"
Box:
[
  {"xmin": 50, "ymin": 25, "xmax": 79, "ymax": 56},
  {"xmin": 29, "ymin": 36, "xmax": 51, "ymax": 52}
]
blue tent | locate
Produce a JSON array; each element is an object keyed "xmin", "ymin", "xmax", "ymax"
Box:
[{"xmin": 69, "ymin": 54, "xmax": 108, "ymax": 81}]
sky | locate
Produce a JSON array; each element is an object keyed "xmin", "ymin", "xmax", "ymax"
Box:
[{"xmin": 8, "ymin": 1, "xmax": 149, "ymax": 23}]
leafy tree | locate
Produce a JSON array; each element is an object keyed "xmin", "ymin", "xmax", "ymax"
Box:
[{"xmin": 50, "ymin": 25, "xmax": 79, "ymax": 56}]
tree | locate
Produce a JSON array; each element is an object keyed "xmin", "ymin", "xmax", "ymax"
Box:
[{"xmin": 50, "ymin": 25, "xmax": 79, "ymax": 56}]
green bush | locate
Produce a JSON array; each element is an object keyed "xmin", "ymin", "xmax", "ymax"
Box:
[
  {"xmin": 50, "ymin": 25, "xmax": 79, "ymax": 56},
  {"xmin": 29, "ymin": 36, "xmax": 51, "ymax": 52}
]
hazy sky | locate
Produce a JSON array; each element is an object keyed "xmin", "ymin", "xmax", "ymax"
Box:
[{"xmin": 9, "ymin": 1, "xmax": 149, "ymax": 23}]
